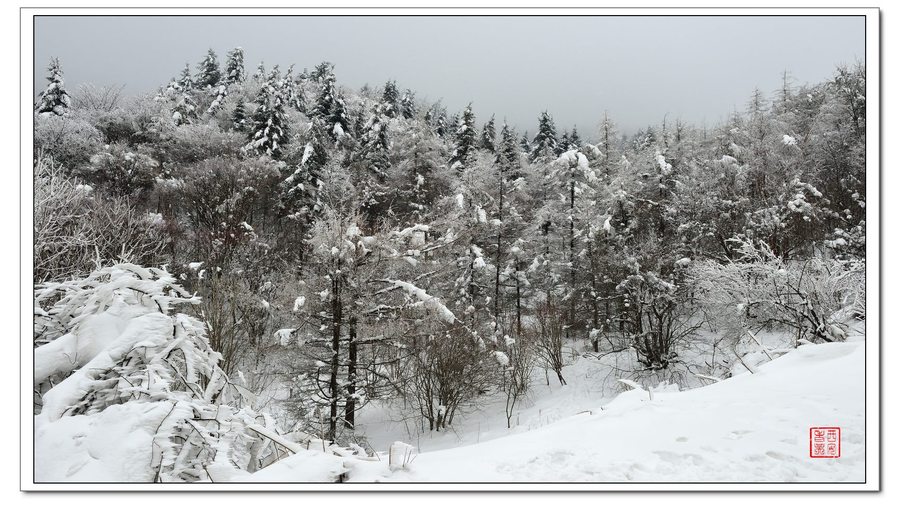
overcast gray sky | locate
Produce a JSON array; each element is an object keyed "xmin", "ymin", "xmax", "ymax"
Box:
[{"xmin": 34, "ymin": 15, "xmax": 864, "ymax": 136}]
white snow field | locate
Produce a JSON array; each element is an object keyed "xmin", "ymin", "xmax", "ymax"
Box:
[{"xmin": 33, "ymin": 286, "xmax": 865, "ymax": 483}]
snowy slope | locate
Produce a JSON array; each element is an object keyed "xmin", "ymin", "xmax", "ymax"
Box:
[
  {"xmin": 36, "ymin": 333, "xmax": 865, "ymax": 483},
  {"xmin": 337, "ymin": 341, "xmax": 865, "ymax": 482}
]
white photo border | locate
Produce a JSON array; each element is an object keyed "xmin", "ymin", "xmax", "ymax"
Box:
[{"xmin": 19, "ymin": 5, "xmax": 881, "ymax": 492}]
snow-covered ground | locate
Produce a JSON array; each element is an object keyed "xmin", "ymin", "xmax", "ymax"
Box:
[
  {"xmin": 35, "ymin": 312, "xmax": 866, "ymax": 483},
  {"xmin": 262, "ymin": 334, "xmax": 866, "ymax": 483}
]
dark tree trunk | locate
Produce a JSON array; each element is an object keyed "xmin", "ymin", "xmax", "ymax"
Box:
[
  {"xmin": 327, "ymin": 273, "xmax": 342, "ymax": 442},
  {"xmin": 344, "ymin": 314, "xmax": 358, "ymax": 430},
  {"xmin": 493, "ymin": 176, "xmax": 505, "ymax": 337}
]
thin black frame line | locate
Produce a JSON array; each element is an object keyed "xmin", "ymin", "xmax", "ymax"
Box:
[{"xmin": 19, "ymin": 6, "xmax": 883, "ymax": 10}]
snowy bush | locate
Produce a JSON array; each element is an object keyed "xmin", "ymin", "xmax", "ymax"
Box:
[
  {"xmin": 404, "ymin": 326, "xmax": 498, "ymax": 431},
  {"xmin": 34, "ymin": 112, "xmax": 103, "ymax": 170},
  {"xmin": 614, "ymin": 268, "xmax": 700, "ymax": 371},
  {"xmin": 155, "ymin": 123, "xmax": 245, "ymax": 165},
  {"xmin": 34, "ymin": 157, "xmax": 166, "ymax": 283},
  {"xmin": 89, "ymin": 95, "xmax": 169, "ymax": 145},
  {"xmin": 690, "ymin": 238, "xmax": 863, "ymax": 346},
  {"xmin": 33, "ymin": 263, "xmax": 286, "ymax": 482},
  {"xmin": 80, "ymin": 142, "xmax": 161, "ymax": 196}
]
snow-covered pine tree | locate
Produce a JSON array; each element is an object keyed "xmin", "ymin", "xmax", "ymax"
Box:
[
  {"xmin": 252, "ymin": 61, "xmax": 266, "ymax": 81},
  {"xmin": 449, "ymin": 104, "xmax": 477, "ymax": 172},
  {"xmin": 520, "ymin": 131, "xmax": 532, "ymax": 153},
  {"xmin": 195, "ymin": 48, "xmax": 222, "ymax": 89},
  {"xmin": 355, "ymin": 103, "xmax": 392, "ymax": 219},
  {"xmin": 548, "ymin": 144, "xmax": 599, "ymax": 342},
  {"xmin": 280, "ymin": 65, "xmax": 301, "ymax": 115},
  {"xmin": 283, "ymin": 118, "xmax": 330, "ymax": 221},
  {"xmin": 245, "ymin": 66, "xmax": 289, "ymax": 158},
  {"xmin": 310, "ymin": 61, "xmax": 333, "ymax": 81},
  {"xmin": 288, "ymin": 66, "xmax": 307, "ymax": 113},
  {"xmin": 427, "ymin": 104, "xmax": 448, "ymax": 137},
  {"xmin": 35, "ymin": 57, "xmax": 71, "ymax": 116},
  {"xmin": 560, "ymin": 131, "xmax": 571, "ymax": 154},
  {"xmin": 530, "ymin": 111, "xmax": 559, "ymax": 162},
  {"xmin": 223, "ymin": 47, "xmax": 246, "ymax": 86},
  {"xmin": 447, "ymin": 112, "xmax": 459, "ymax": 137},
  {"xmin": 207, "ymin": 84, "xmax": 228, "ymax": 115},
  {"xmin": 568, "ymin": 126, "xmax": 582, "ymax": 151},
  {"xmin": 156, "ymin": 72, "xmax": 198, "ymax": 125},
  {"xmin": 400, "ymin": 89, "xmax": 417, "ymax": 119},
  {"xmin": 328, "ymin": 92, "xmax": 352, "ymax": 140},
  {"xmin": 596, "ymin": 112, "xmax": 619, "ymax": 180},
  {"xmin": 392, "ymin": 121, "xmax": 446, "ymax": 223},
  {"xmin": 288, "ymin": 206, "xmax": 461, "ymax": 440},
  {"xmin": 486, "ymin": 122, "xmax": 527, "ymax": 338},
  {"xmin": 480, "ymin": 115, "xmax": 496, "ymax": 152},
  {"xmin": 231, "ymin": 101, "xmax": 248, "ymax": 132},
  {"xmin": 497, "ymin": 123, "xmax": 520, "ymax": 175},
  {"xmin": 313, "ymin": 64, "xmax": 350, "ymax": 140},
  {"xmin": 381, "ymin": 80, "xmax": 400, "ymax": 118},
  {"xmin": 177, "ymin": 62, "xmax": 194, "ymax": 91}
]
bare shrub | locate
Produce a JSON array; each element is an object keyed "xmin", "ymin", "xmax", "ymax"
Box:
[
  {"xmin": 406, "ymin": 326, "xmax": 497, "ymax": 431},
  {"xmin": 532, "ymin": 300, "xmax": 567, "ymax": 385},
  {"xmin": 502, "ymin": 336, "xmax": 535, "ymax": 428},
  {"xmin": 33, "ymin": 112, "xmax": 103, "ymax": 170},
  {"xmin": 34, "ymin": 156, "xmax": 166, "ymax": 283},
  {"xmin": 616, "ymin": 270, "xmax": 701, "ymax": 371},
  {"xmin": 71, "ymin": 83, "xmax": 125, "ymax": 113}
]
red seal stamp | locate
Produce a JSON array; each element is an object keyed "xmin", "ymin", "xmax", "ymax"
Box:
[{"xmin": 809, "ymin": 427, "xmax": 841, "ymax": 458}]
